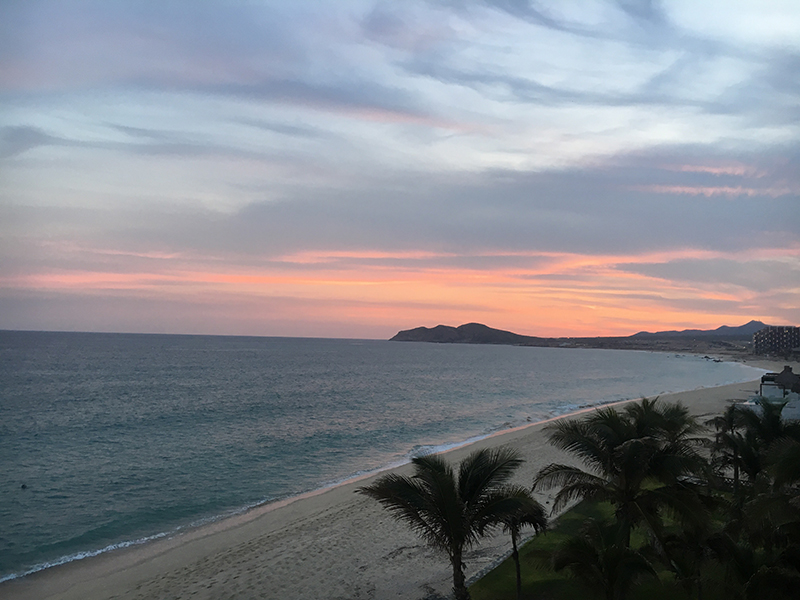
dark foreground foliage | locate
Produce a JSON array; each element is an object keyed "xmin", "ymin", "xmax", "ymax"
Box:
[{"xmin": 472, "ymin": 397, "xmax": 800, "ymax": 600}]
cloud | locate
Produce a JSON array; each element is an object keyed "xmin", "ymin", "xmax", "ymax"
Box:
[
  {"xmin": 617, "ymin": 257, "xmax": 800, "ymax": 292},
  {"xmin": 665, "ymin": 0, "xmax": 800, "ymax": 51},
  {"xmin": 630, "ymin": 185, "xmax": 796, "ymax": 197},
  {"xmin": 0, "ymin": 126, "xmax": 65, "ymax": 158},
  {"xmin": 0, "ymin": 0, "xmax": 305, "ymax": 90},
  {"xmin": 1, "ymin": 1, "xmax": 799, "ymax": 337},
  {"xmin": 3, "ymin": 141, "xmax": 797, "ymax": 265}
]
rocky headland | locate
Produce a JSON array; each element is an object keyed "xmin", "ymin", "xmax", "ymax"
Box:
[{"xmin": 390, "ymin": 321, "xmax": 770, "ymax": 358}]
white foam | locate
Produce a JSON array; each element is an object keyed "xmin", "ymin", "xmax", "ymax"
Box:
[
  {"xmin": 0, "ymin": 530, "xmax": 173, "ymax": 583},
  {"xmin": 2, "ymin": 359, "xmax": 766, "ymax": 583}
]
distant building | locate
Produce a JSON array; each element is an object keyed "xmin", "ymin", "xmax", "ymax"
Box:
[{"xmin": 753, "ymin": 325, "xmax": 800, "ymax": 355}]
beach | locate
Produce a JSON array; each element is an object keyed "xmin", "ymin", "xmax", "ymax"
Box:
[{"xmin": 2, "ymin": 359, "xmax": 793, "ymax": 600}]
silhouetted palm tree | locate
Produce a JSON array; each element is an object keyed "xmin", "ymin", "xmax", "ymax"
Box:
[
  {"xmin": 357, "ymin": 447, "xmax": 529, "ymax": 600},
  {"xmin": 533, "ymin": 399, "xmax": 708, "ymax": 548},
  {"xmin": 497, "ymin": 485, "xmax": 547, "ymax": 600},
  {"xmin": 552, "ymin": 518, "xmax": 656, "ymax": 600},
  {"xmin": 738, "ymin": 399, "xmax": 800, "ymax": 445},
  {"xmin": 707, "ymin": 403, "xmax": 748, "ymax": 495},
  {"xmin": 658, "ymin": 521, "xmax": 717, "ymax": 600},
  {"xmin": 706, "ymin": 399, "xmax": 800, "ymax": 597},
  {"xmin": 709, "ymin": 400, "xmax": 800, "ymax": 505},
  {"xmin": 706, "ymin": 529, "xmax": 800, "ymax": 600},
  {"xmin": 769, "ymin": 436, "xmax": 800, "ymax": 490}
]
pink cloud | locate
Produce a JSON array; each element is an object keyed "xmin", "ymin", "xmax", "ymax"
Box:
[
  {"xmin": 4, "ymin": 241, "xmax": 794, "ymax": 338},
  {"xmin": 661, "ymin": 163, "xmax": 768, "ymax": 177},
  {"xmin": 631, "ymin": 184, "xmax": 795, "ymax": 197}
]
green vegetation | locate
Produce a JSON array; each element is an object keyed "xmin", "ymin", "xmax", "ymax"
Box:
[
  {"xmin": 471, "ymin": 498, "xmax": 704, "ymax": 600},
  {"xmin": 471, "ymin": 397, "xmax": 800, "ymax": 600},
  {"xmin": 498, "ymin": 485, "xmax": 547, "ymax": 600},
  {"xmin": 471, "ymin": 499, "xmax": 613, "ymax": 600},
  {"xmin": 357, "ymin": 447, "xmax": 546, "ymax": 600}
]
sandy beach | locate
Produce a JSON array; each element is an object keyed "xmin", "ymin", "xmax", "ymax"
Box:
[{"xmin": 3, "ymin": 359, "xmax": 795, "ymax": 600}]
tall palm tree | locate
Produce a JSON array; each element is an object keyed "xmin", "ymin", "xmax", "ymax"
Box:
[
  {"xmin": 769, "ymin": 436, "xmax": 800, "ymax": 490},
  {"xmin": 357, "ymin": 447, "xmax": 529, "ymax": 600},
  {"xmin": 533, "ymin": 399, "xmax": 709, "ymax": 548},
  {"xmin": 710, "ymin": 401, "xmax": 800, "ymax": 498},
  {"xmin": 497, "ymin": 485, "xmax": 547, "ymax": 600},
  {"xmin": 707, "ymin": 403, "xmax": 748, "ymax": 495},
  {"xmin": 739, "ymin": 400, "xmax": 800, "ymax": 446},
  {"xmin": 706, "ymin": 400, "xmax": 800, "ymax": 597}
]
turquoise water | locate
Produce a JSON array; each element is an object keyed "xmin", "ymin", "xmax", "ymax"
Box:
[{"xmin": 0, "ymin": 331, "xmax": 763, "ymax": 581}]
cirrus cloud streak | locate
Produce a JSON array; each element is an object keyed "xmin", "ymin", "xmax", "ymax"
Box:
[{"xmin": 1, "ymin": 0, "xmax": 798, "ymax": 337}]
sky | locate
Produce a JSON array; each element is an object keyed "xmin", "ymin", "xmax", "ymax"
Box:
[{"xmin": 1, "ymin": 0, "xmax": 798, "ymax": 339}]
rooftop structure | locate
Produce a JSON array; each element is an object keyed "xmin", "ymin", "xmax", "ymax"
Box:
[{"xmin": 760, "ymin": 365, "xmax": 800, "ymax": 398}]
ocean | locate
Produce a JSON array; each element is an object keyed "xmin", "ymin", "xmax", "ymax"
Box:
[{"xmin": 0, "ymin": 331, "xmax": 764, "ymax": 582}]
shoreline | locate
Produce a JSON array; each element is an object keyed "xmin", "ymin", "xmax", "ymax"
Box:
[
  {"xmin": 0, "ymin": 357, "xmax": 767, "ymax": 583},
  {"xmin": 2, "ymin": 357, "xmax": 794, "ymax": 600}
]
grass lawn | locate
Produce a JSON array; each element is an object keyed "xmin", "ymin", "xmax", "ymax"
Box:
[{"xmin": 469, "ymin": 500, "xmax": 697, "ymax": 600}]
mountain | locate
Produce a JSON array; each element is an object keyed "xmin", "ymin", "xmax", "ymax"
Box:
[
  {"xmin": 630, "ymin": 320, "xmax": 767, "ymax": 339},
  {"xmin": 390, "ymin": 323, "xmax": 547, "ymax": 345},
  {"xmin": 390, "ymin": 321, "xmax": 770, "ymax": 349}
]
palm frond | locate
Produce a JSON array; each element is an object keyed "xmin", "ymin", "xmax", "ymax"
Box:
[
  {"xmin": 357, "ymin": 473, "xmax": 451, "ymax": 552},
  {"xmin": 639, "ymin": 485, "xmax": 711, "ymax": 533},
  {"xmin": 414, "ymin": 455, "xmax": 468, "ymax": 551},
  {"xmin": 457, "ymin": 446, "xmax": 523, "ymax": 506},
  {"xmin": 769, "ymin": 437, "xmax": 800, "ymax": 487},
  {"xmin": 545, "ymin": 420, "xmax": 613, "ymax": 472},
  {"xmin": 359, "ymin": 447, "xmax": 533, "ymax": 568},
  {"xmin": 553, "ymin": 518, "xmax": 657, "ymax": 596},
  {"xmin": 534, "ymin": 464, "xmax": 616, "ymax": 514},
  {"xmin": 473, "ymin": 484, "xmax": 547, "ymax": 536},
  {"xmin": 533, "ymin": 463, "xmax": 608, "ymax": 492},
  {"xmin": 550, "ymin": 481, "xmax": 613, "ymax": 514}
]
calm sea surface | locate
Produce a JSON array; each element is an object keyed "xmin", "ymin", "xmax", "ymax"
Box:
[{"xmin": 0, "ymin": 331, "xmax": 764, "ymax": 581}]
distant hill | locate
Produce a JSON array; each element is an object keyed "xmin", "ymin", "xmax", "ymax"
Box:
[
  {"xmin": 390, "ymin": 321, "xmax": 770, "ymax": 352},
  {"xmin": 390, "ymin": 323, "xmax": 547, "ymax": 345},
  {"xmin": 630, "ymin": 320, "xmax": 767, "ymax": 339}
]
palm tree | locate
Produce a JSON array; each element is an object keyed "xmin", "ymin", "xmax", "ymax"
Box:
[
  {"xmin": 497, "ymin": 485, "xmax": 547, "ymax": 600},
  {"xmin": 706, "ymin": 400, "xmax": 800, "ymax": 597},
  {"xmin": 769, "ymin": 436, "xmax": 800, "ymax": 490},
  {"xmin": 658, "ymin": 522, "xmax": 716, "ymax": 600},
  {"xmin": 706, "ymin": 529, "xmax": 800, "ymax": 600},
  {"xmin": 740, "ymin": 399, "xmax": 800, "ymax": 442},
  {"xmin": 552, "ymin": 518, "xmax": 657, "ymax": 600},
  {"xmin": 709, "ymin": 401, "xmax": 800, "ymax": 499},
  {"xmin": 707, "ymin": 403, "xmax": 748, "ymax": 495},
  {"xmin": 357, "ymin": 447, "xmax": 529, "ymax": 600},
  {"xmin": 533, "ymin": 400, "xmax": 708, "ymax": 548}
]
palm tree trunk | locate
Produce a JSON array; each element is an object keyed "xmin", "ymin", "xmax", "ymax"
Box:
[
  {"xmin": 620, "ymin": 513, "xmax": 632, "ymax": 549},
  {"xmin": 511, "ymin": 528, "xmax": 522, "ymax": 600},
  {"xmin": 451, "ymin": 549, "xmax": 470, "ymax": 600},
  {"xmin": 606, "ymin": 583, "xmax": 615, "ymax": 600}
]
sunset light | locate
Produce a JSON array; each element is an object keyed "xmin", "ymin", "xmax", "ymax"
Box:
[
  {"xmin": 2, "ymin": 4, "xmax": 800, "ymax": 598},
  {"xmin": 1, "ymin": 0, "xmax": 798, "ymax": 338}
]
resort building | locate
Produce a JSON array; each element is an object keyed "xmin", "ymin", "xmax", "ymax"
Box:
[
  {"xmin": 753, "ymin": 325, "xmax": 800, "ymax": 355},
  {"xmin": 760, "ymin": 366, "xmax": 800, "ymax": 398}
]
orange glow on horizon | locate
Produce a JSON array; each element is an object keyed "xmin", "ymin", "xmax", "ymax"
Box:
[{"xmin": 5, "ymin": 242, "xmax": 796, "ymax": 338}]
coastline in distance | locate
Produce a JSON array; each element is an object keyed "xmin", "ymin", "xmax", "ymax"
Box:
[{"xmin": 390, "ymin": 321, "xmax": 770, "ymax": 357}]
